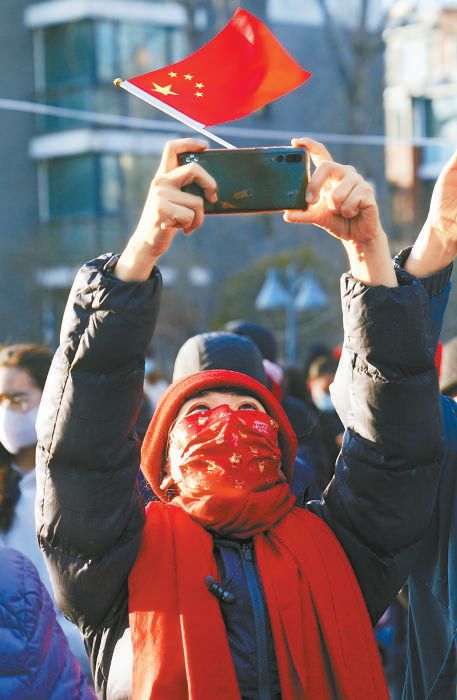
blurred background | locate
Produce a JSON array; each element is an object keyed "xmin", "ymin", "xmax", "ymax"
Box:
[{"xmin": 0, "ymin": 0, "xmax": 456, "ymax": 371}]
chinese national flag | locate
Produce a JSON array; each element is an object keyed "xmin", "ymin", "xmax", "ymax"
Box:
[{"xmin": 119, "ymin": 8, "xmax": 311, "ymax": 129}]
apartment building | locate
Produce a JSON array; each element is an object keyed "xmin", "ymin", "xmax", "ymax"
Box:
[{"xmin": 384, "ymin": 1, "xmax": 457, "ymax": 238}]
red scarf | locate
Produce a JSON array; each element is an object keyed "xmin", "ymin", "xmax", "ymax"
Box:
[{"xmin": 129, "ymin": 501, "xmax": 389, "ymax": 699}]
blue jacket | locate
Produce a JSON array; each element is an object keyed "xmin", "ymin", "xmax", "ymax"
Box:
[
  {"xmin": 394, "ymin": 252, "xmax": 457, "ymax": 700},
  {"xmin": 0, "ymin": 547, "xmax": 96, "ymax": 700}
]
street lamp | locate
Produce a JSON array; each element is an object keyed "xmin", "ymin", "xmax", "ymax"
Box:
[{"xmin": 255, "ymin": 265, "xmax": 327, "ymax": 363}]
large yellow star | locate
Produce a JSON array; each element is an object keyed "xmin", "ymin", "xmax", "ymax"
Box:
[{"xmin": 151, "ymin": 83, "xmax": 178, "ymax": 96}]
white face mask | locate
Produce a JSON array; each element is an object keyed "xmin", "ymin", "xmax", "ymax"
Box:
[
  {"xmin": 144, "ymin": 357, "xmax": 155, "ymax": 376},
  {"xmin": 314, "ymin": 391, "xmax": 335, "ymax": 413},
  {"xmin": 0, "ymin": 405, "xmax": 39, "ymax": 455}
]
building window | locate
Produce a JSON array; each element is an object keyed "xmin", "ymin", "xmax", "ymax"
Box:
[
  {"xmin": 120, "ymin": 153, "xmax": 161, "ymax": 216},
  {"xmin": 95, "ymin": 21, "xmax": 117, "ymax": 83},
  {"xmin": 43, "ymin": 152, "xmax": 161, "ymax": 222},
  {"xmin": 413, "ymin": 95, "xmax": 457, "ymax": 177},
  {"xmin": 94, "ymin": 20, "xmax": 187, "ymax": 84},
  {"xmin": 36, "ymin": 19, "xmax": 188, "ymax": 131},
  {"xmin": 44, "ymin": 21, "xmax": 95, "ymax": 87},
  {"xmin": 118, "ymin": 24, "xmax": 168, "ymax": 77},
  {"xmin": 43, "ymin": 20, "xmax": 188, "ymax": 89},
  {"xmin": 47, "ymin": 155, "xmax": 97, "ymax": 218},
  {"xmin": 99, "ymin": 155, "xmax": 122, "ymax": 215}
]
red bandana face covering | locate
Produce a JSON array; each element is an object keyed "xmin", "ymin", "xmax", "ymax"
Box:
[
  {"xmin": 167, "ymin": 405, "xmax": 296, "ymax": 538},
  {"xmin": 168, "ymin": 405, "xmax": 285, "ymax": 493}
]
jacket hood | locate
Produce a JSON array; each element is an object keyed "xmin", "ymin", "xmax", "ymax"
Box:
[{"xmin": 141, "ymin": 369, "xmax": 298, "ymax": 501}]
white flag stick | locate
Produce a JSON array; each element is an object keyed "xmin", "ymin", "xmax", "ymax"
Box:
[{"xmin": 114, "ymin": 79, "xmax": 236, "ymax": 149}]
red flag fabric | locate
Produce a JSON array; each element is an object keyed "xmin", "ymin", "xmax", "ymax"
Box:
[{"xmin": 122, "ymin": 8, "xmax": 311, "ymax": 128}]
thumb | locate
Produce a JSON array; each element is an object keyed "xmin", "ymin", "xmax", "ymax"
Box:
[{"xmin": 283, "ymin": 208, "xmax": 317, "ymax": 224}]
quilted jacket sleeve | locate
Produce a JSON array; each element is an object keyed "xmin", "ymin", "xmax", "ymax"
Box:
[
  {"xmin": 0, "ymin": 547, "xmax": 96, "ymax": 700},
  {"xmin": 394, "ymin": 247, "xmax": 452, "ymax": 350},
  {"xmin": 35, "ymin": 254, "xmax": 162, "ymax": 635},
  {"xmin": 309, "ymin": 267, "xmax": 445, "ymax": 624}
]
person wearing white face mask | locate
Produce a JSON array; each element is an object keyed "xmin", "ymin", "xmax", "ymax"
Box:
[
  {"xmin": 307, "ymin": 354, "xmax": 344, "ymax": 473},
  {"xmin": 0, "ymin": 351, "xmax": 43, "ymax": 459},
  {"xmin": 0, "ymin": 343, "xmax": 90, "ymax": 678}
]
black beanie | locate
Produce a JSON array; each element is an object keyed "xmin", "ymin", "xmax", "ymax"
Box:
[
  {"xmin": 222, "ymin": 320, "xmax": 278, "ymax": 362},
  {"xmin": 173, "ymin": 331, "xmax": 266, "ymax": 385}
]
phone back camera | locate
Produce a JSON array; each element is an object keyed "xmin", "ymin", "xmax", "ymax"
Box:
[{"xmin": 286, "ymin": 153, "xmax": 303, "ymax": 163}]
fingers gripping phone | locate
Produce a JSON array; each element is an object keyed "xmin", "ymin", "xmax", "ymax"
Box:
[{"xmin": 178, "ymin": 146, "xmax": 310, "ymax": 214}]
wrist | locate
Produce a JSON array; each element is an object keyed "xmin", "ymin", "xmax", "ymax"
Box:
[
  {"xmin": 343, "ymin": 230, "xmax": 397, "ymax": 287},
  {"xmin": 405, "ymin": 222, "xmax": 457, "ymax": 277},
  {"xmin": 113, "ymin": 234, "xmax": 160, "ymax": 282}
]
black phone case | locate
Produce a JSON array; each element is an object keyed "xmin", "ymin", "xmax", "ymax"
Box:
[{"xmin": 178, "ymin": 147, "xmax": 309, "ymax": 214}]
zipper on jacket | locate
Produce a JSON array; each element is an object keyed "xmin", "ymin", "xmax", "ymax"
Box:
[{"xmin": 240, "ymin": 542, "xmax": 272, "ymax": 700}]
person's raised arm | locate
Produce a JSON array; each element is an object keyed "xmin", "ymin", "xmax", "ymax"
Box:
[
  {"xmin": 284, "ymin": 137, "xmax": 443, "ymax": 624},
  {"xmin": 404, "ymin": 149, "xmax": 457, "ymax": 277},
  {"xmin": 284, "ymin": 137, "xmax": 397, "ymax": 288},
  {"xmin": 35, "ymin": 138, "xmax": 216, "ymax": 692}
]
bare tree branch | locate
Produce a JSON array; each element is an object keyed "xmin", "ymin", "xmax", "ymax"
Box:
[{"xmin": 314, "ymin": 0, "xmax": 356, "ymax": 91}]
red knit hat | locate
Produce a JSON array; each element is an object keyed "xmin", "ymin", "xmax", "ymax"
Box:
[{"xmin": 141, "ymin": 369, "xmax": 298, "ymax": 501}]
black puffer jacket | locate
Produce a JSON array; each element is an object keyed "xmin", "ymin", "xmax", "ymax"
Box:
[{"xmin": 36, "ymin": 254, "xmax": 444, "ymax": 699}]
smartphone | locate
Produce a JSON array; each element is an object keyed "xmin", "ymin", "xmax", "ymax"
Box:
[{"xmin": 178, "ymin": 146, "xmax": 309, "ymax": 214}]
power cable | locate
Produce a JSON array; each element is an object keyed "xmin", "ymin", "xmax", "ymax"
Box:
[{"xmin": 0, "ymin": 97, "xmax": 455, "ymax": 148}]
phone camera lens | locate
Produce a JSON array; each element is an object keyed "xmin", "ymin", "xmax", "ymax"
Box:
[
  {"xmin": 286, "ymin": 153, "xmax": 303, "ymax": 163},
  {"xmin": 276, "ymin": 155, "xmax": 284, "ymax": 162}
]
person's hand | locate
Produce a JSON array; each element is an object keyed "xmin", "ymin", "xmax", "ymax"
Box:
[
  {"xmin": 284, "ymin": 137, "xmax": 396, "ymax": 286},
  {"xmin": 405, "ymin": 149, "xmax": 457, "ymax": 277},
  {"xmin": 114, "ymin": 138, "xmax": 218, "ymax": 281},
  {"xmin": 284, "ymin": 138, "xmax": 383, "ymax": 245}
]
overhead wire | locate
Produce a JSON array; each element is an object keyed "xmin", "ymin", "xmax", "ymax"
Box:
[{"xmin": 0, "ymin": 97, "xmax": 454, "ymax": 148}]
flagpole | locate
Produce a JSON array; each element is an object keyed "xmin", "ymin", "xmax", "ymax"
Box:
[{"xmin": 114, "ymin": 79, "xmax": 236, "ymax": 150}]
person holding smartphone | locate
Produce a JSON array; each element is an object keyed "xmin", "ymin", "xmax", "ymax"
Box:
[{"xmin": 35, "ymin": 137, "xmax": 444, "ymax": 699}]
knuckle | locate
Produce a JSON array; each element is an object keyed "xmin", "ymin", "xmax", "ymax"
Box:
[
  {"xmin": 360, "ymin": 182, "xmax": 374, "ymax": 198},
  {"xmin": 340, "ymin": 205, "xmax": 355, "ymax": 218},
  {"xmin": 187, "ymin": 163, "xmax": 204, "ymax": 178},
  {"xmin": 184, "ymin": 212, "xmax": 195, "ymax": 227},
  {"xmin": 152, "ymin": 174, "xmax": 167, "ymax": 189},
  {"xmin": 313, "ymin": 140, "xmax": 326, "ymax": 153},
  {"xmin": 320, "ymin": 160, "xmax": 333, "ymax": 172}
]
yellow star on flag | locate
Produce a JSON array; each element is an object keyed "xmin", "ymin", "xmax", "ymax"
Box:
[
  {"xmin": 184, "ymin": 74, "xmax": 193, "ymax": 80},
  {"xmin": 151, "ymin": 83, "xmax": 178, "ymax": 96},
  {"xmin": 195, "ymin": 82, "xmax": 204, "ymax": 88},
  {"xmin": 168, "ymin": 71, "xmax": 177, "ymax": 77},
  {"xmin": 195, "ymin": 91, "xmax": 203, "ymax": 97}
]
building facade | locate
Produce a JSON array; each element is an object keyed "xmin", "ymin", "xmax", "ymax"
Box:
[
  {"xmin": 384, "ymin": 1, "xmax": 457, "ymax": 241},
  {"xmin": 1, "ymin": 0, "xmax": 387, "ymax": 361},
  {"xmin": 0, "ymin": 0, "xmax": 40, "ymax": 343}
]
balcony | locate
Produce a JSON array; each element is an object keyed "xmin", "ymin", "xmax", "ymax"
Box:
[{"xmin": 25, "ymin": 1, "xmax": 186, "ymax": 29}]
